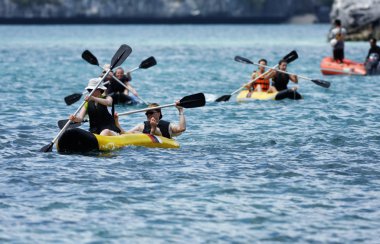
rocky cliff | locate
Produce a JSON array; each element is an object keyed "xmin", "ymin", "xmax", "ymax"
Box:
[
  {"xmin": 0, "ymin": 0, "xmax": 331, "ymax": 23},
  {"xmin": 330, "ymin": 0, "xmax": 380, "ymax": 40}
]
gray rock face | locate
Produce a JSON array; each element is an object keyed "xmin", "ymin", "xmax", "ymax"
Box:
[
  {"xmin": 0, "ymin": 0, "xmax": 329, "ymax": 23},
  {"xmin": 330, "ymin": 0, "xmax": 380, "ymax": 40}
]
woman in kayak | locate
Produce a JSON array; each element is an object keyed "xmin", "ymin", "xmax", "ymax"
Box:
[
  {"xmin": 115, "ymin": 102, "xmax": 186, "ymax": 139},
  {"xmin": 264, "ymin": 59, "xmax": 302, "ymax": 100},
  {"xmin": 245, "ymin": 58, "xmax": 279, "ymax": 96},
  {"xmin": 106, "ymin": 67, "xmax": 139, "ymax": 104},
  {"xmin": 69, "ymin": 78, "xmax": 121, "ymax": 136},
  {"xmin": 245, "ymin": 59, "xmax": 270, "ymax": 94}
]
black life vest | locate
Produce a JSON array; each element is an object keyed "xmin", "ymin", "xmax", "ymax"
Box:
[
  {"xmin": 272, "ymin": 72, "xmax": 290, "ymax": 91},
  {"xmin": 87, "ymin": 100, "xmax": 120, "ymax": 134},
  {"xmin": 142, "ymin": 120, "xmax": 171, "ymax": 139},
  {"xmin": 107, "ymin": 76, "xmax": 129, "ymax": 94}
]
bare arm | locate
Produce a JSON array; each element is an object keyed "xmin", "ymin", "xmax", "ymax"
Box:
[
  {"xmin": 123, "ymin": 82, "xmax": 138, "ymax": 96},
  {"xmin": 289, "ymin": 74, "xmax": 298, "ymax": 83},
  {"xmin": 263, "ymin": 69, "xmax": 276, "ymax": 80},
  {"xmin": 114, "ymin": 112, "xmax": 126, "ymax": 134},
  {"xmin": 69, "ymin": 106, "xmax": 87, "ymax": 122},
  {"xmin": 127, "ymin": 124, "xmax": 144, "ymax": 134},
  {"xmin": 170, "ymin": 103, "xmax": 186, "ymax": 135}
]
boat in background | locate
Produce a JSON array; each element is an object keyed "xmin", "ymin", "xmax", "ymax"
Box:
[{"xmin": 320, "ymin": 57, "xmax": 366, "ymax": 76}]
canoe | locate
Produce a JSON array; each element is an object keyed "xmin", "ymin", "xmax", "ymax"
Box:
[
  {"xmin": 320, "ymin": 57, "xmax": 366, "ymax": 76},
  {"xmin": 236, "ymin": 90, "xmax": 277, "ymax": 102},
  {"xmin": 57, "ymin": 128, "xmax": 180, "ymax": 153}
]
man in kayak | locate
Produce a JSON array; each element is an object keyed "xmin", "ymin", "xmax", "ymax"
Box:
[
  {"xmin": 328, "ymin": 19, "xmax": 347, "ymax": 63},
  {"xmin": 365, "ymin": 38, "xmax": 380, "ymax": 74},
  {"xmin": 106, "ymin": 67, "xmax": 139, "ymax": 104},
  {"xmin": 69, "ymin": 78, "xmax": 121, "ymax": 136},
  {"xmin": 115, "ymin": 102, "xmax": 186, "ymax": 139},
  {"xmin": 264, "ymin": 59, "xmax": 302, "ymax": 100}
]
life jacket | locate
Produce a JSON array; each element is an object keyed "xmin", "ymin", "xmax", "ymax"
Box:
[
  {"xmin": 87, "ymin": 99, "xmax": 120, "ymax": 134},
  {"xmin": 272, "ymin": 72, "xmax": 290, "ymax": 91},
  {"xmin": 106, "ymin": 76, "xmax": 129, "ymax": 94},
  {"xmin": 333, "ymin": 27, "xmax": 345, "ymax": 49},
  {"xmin": 335, "ymin": 27, "xmax": 343, "ymax": 41},
  {"xmin": 142, "ymin": 120, "xmax": 171, "ymax": 139},
  {"xmin": 252, "ymin": 71, "xmax": 270, "ymax": 91}
]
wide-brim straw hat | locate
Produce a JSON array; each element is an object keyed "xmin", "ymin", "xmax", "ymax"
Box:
[{"xmin": 85, "ymin": 78, "xmax": 107, "ymax": 91}]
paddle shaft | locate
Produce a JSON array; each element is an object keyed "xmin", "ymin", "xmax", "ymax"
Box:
[
  {"xmin": 50, "ymin": 70, "xmax": 112, "ymax": 145},
  {"xmin": 252, "ymin": 62, "xmax": 313, "ymax": 82},
  {"xmin": 118, "ymin": 103, "xmax": 176, "ymax": 116},
  {"xmin": 99, "ymin": 65, "xmax": 149, "ymax": 105},
  {"xmin": 230, "ymin": 64, "xmax": 279, "ymax": 96}
]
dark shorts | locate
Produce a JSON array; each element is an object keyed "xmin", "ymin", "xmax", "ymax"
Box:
[{"xmin": 333, "ymin": 49, "xmax": 344, "ymax": 62}]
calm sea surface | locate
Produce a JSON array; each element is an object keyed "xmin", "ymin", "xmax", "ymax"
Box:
[{"xmin": 0, "ymin": 24, "xmax": 379, "ymax": 243}]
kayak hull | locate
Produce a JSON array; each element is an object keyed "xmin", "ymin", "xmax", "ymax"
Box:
[
  {"xmin": 57, "ymin": 128, "xmax": 180, "ymax": 153},
  {"xmin": 320, "ymin": 57, "xmax": 366, "ymax": 76},
  {"xmin": 236, "ymin": 90, "xmax": 302, "ymax": 101},
  {"xmin": 236, "ymin": 90, "xmax": 277, "ymax": 101}
]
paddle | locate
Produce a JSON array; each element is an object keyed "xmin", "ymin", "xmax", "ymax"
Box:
[
  {"xmin": 64, "ymin": 93, "xmax": 83, "ymax": 106},
  {"xmin": 65, "ymin": 55, "xmax": 156, "ymax": 105},
  {"xmin": 118, "ymin": 93, "xmax": 206, "ymax": 117},
  {"xmin": 59, "ymin": 93, "xmax": 205, "ymax": 128},
  {"xmin": 40, "ymin": 44, "xmax": 132, "ymax": 152},
  {"xmin": 57, "ymin": 119, "xmax": 88, "ymax": 130},
  {"xmin": 237, "ymin": 56, "xmax": 331, "ymax": 88},
  {"xmin": 93, "ymin": 56, "xmax": 156, "ymax": 105},
  {"xmin": 215, "ymin": 50, "xmax": 298, "ymax": 102}
]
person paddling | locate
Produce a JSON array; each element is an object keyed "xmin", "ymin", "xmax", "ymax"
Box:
[
  {"xmin": 115, "ymin": 102, "xmax": 186, "ymax": 139},
  {"xmin": 106, "ymin": 67, "xmax": 139, "ymax": 104},
  {"xmin": 69, "ymin": 78, "xmax": 121, "ymax": 136},
  {"xmin": 264, "ymin": 59, "xmax": 302, "ymax": 100},
  {"xmin": 244, "ymin": 58, "xmax": 277, "ymax": 97}
]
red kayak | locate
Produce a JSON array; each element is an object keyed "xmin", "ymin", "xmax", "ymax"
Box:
[{"xmin": 320, "ymin": 57, "xmax": 366, "ymax": 76}]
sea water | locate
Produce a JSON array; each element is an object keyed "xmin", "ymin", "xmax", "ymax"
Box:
[{"xmin": 0, "ymin": 24, "xmax": 379, "ymax": 243}]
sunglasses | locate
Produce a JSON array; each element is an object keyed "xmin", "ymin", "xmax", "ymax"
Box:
[
  {"xmin": 87, "ymin": 88, "xmax": 104, "ymax": 93},
  {"xmin": 145, "ymin": 110, "xmax": 158, "ymax": 116}
]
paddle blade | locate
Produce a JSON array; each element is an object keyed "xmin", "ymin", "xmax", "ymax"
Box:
[
  {"xmin": 139, "ymin": 56, "xmax": 157, "ymax": 69},
  {"xmin": 82, "ymin": 50, "xmax": 99, "ymax": 66},
  {"xmin": 40, "ymin": 142, "xmax": 54, "ymax": 152},
  {"xmin": 282, "ymin": 50, "xmax": 298, "ymax": 64},
  {"xmin": 57, "ymin": 119, "xmax": 82, "ymax": 130},
  {"xmin": 215, "ymin": 95, "xmax": 231, "ymax": 102},
  {"xmin": 234, "ymin": 56, "xmax": 253, "ymax": 64},
  {"xmin": 311, "ymin": 79, "xmax": 331, "ymax": 88},
  {"xmin": 110, "ymin": 44, "xmax": 132, "ymax": 69},
  {"xmin": 64, "ymin": 93, "xmax": 82, "ymax": 105},
  {"xmin": 179, "ymin": 93, "xmax": 206, "ymax": 108}
]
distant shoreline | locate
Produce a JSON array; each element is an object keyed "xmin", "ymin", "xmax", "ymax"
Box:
[{"xmin": 0, "ymin": 16, "xmax": 296, "ymax": 25}]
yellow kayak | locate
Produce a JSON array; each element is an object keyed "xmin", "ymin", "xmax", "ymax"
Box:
[
  {"xmin": 95, "ymin": 133, "xmax": 179, "ymax": 151},
  {"xmin": 57, "ymin": 128, "xmax": 179, "ymax": 153},
  {"xmin": 236, "ymin": 90, "xmax": 278, "ymax": 102}
]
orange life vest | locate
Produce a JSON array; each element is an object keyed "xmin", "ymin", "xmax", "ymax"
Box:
[{"xmin": 251, "ymin": 71, "xmax": 270, "ymax": 91}]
